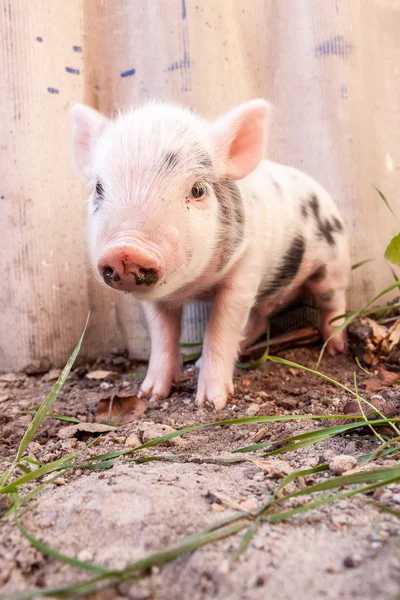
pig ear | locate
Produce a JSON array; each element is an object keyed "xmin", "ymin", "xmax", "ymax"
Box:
[
  {"xmin": 212, "ymin": 99, "xmax": 271, "ymax": 180},
  {"xmin": 70, "ymin": 103, "xmax": 106, "ymax": 178}
]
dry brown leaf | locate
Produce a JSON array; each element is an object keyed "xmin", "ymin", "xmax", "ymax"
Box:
[
  {"xmin": 364, "ymin": 378, "xmax": 385, "ymax": 393},
  {"xmin": 376, "ymin": 368, "xmax": 400, "ymax": 386},
  {"xmin": 57, "ymin": 423, "xmax": 115, "ymax": 439},
  {"xmin": 95, "ymin": 393, "xmax": 147, "ymax": 425},
  {"xmin": 86, "ymin": 370, "xmax": 117, "ymax": 380}
]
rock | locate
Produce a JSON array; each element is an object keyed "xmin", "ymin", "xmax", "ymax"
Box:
[
  {"xmin": 252, "ymin": 427, "xmax": 269, "ymax": 443},
  {"xmin": 125, "ymin": 433, "xmax": 141, "ymax": 448},
  {"xmin": 343, "ymin": 555, "xmax": 362, "ymax": 568},
  {"xmin": 57, "ymin": 423, "xmax": 115, "ymax": 439},
  {"xmin": 77, "ymin": 549, "xmax": 94, "ymax": 562},
  {"xmin": 22, "ymin": 359, "xmax": 51, "ymax": 375},
  {"xmin": 0, "ymin": 372, "xmax": 26, "ymax": 384},
  {"xmin": 138, "ymin": 422, "xmax": 181, "ymax": 445},
  {"xmin": 86, "ymin": 370, "xmax": 116, "ymax": 380},
  {"xmin": 42, "ymin": 368, "xmax": 61, "ymax": 382},
  {"xmin": 330, "ymin": 455, "xmax": 357, "ymax": 475},
  {"xmin": 0, "ymin": 394, "xmax": 9, "ymax": 402},
  {"xmin": 246, "ymin": 403, "xmax": 260, "ymax": 417},
  {"xmin": 276, "ymin": 397, "xmax": 298, "ymax": 410}
]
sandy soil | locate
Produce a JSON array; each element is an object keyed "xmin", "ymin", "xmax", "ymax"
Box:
[{"xmin": 0, "ymin": 346, "xmax": 399, "ymax": 599}]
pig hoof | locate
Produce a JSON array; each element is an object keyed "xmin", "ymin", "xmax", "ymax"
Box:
[
  {"xmin": 195, "ymin": 382, "xmax": 233, "ymax": 411},
  {"xmin": 326, "ymin": 332, "xmax": 348, "ymax": 356},
  {"xmin": 195, "ymin": 356, "xmax": 202, "ymax": 369}
]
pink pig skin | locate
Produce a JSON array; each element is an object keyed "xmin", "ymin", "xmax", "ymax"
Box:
[{"xmin": 71, "ymin": 100, "xmax": 350, "ymax": 411}]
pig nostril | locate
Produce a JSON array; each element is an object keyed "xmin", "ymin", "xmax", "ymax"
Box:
[
  {"xmin": 133, "ymin": 267, "xmax": 159, "ymax": 286},
  {"xmin": 101, "ymin": 265, "xmax": 120, "ymax": 285}
]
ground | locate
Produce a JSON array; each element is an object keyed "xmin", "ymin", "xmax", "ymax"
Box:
[{"xmin": 0, "ymin": 346, "xmax": 399, "ymax": 599}]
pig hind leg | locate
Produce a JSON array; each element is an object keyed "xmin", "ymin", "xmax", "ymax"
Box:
[
  {"xmin": 306, "ymin": 265, "xmax": 348, "ymax": 355},
  {"xmin": 239, "ymin": 307, "xmax": 268, "ymax": 350}
]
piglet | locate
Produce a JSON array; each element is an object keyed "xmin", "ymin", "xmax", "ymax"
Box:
[{"xmin": 71, "ymin": 99, "xmax": 350, "ymax": 410}]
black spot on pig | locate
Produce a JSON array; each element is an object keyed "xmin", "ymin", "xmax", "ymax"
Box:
[
  {"xmin": 257, "ymin": 235, "xmax": 306, "ymax": 300},
  {"xmin": 309, "ymin": 194, "xmax": 343, "ymax": 246},
  {"xmin": 213, "ymin": 179, "xmax": 245, "ymax": 270},
  {"xmin": 309, "ymin": 265, "xmax": 327, "ymax": 282}
]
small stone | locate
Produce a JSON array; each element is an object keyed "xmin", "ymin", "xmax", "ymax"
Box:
[
  {"xmin": 276, "ymin": 397, "xmax": 298, "ymax": 410},
  {"xmin": 162, "ymin": 401, "xmax": 169, "ymax": 410},
  {"xmin": 343, "ymin": 555, "xmax": 361, "ymax": 568},
  {"xmin": 255, "ymin": 575, "xmax": 266, "ymax": 586},
  {"xmin": 138, "ymin": 422, "xmax": 180, "ymax": 445},
  {"xmin": 77, "ymin": 549, "xmax": 94, "ymax": 562},
  {"xmin": 330, "ymin": 455, "xmax": 357, "ymax": 475},
  {"xmin": 124, "ymin": 433, "xmax": 142, "ymax": 448},
  {"xmin": 100, "ymin": 382, "xmax": 112, "ymax": 390},
  {"xmin": 121, "ymin": 381, "xmax": 130, "ymax": 388},
  {"xmin": 212, "ymin": 502, "xmax": 225, "ymax": 512},
  {"xmin": 42, "ymin": 368, "xmax": 61, "ymax": 382},
  {"xmin": 0, "ymin": 372, "xmax": 25, "ymax": 383},
  {"xmin": 246, "ymin": 403, "xmax": 259, "ymax": 417},
  {"xmin": 0, "ymin": 394, "xmax": 9, "ymax": 402},
  {"xmin": 344, "ymin": 441, "xmax": 358, "ymax": 454},
  {"xmin": 114, "ymin": 436, "xmax": 125, "ymax": 444},
  {"xmin": 22, "ymin": 359, "xmax": 51, "ymax": 375},
  {"xmin": 252, "ymin": 427, "xmax": 269, "ymax": 443},
  {"xmin": 258, "ymin": 391, "xmax": 268, "ymax": 399}
]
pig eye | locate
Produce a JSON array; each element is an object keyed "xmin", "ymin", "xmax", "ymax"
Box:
[
  {"xmin": 190, "ymin": 183, "xmax": 206, "ymax": 200},
  {"xmin": 95, "ymin": 181, "xmax": 104, "ymax": 196}
]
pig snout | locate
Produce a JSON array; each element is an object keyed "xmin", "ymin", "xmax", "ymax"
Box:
[{"xmin": 98, "ymin": 243, "xmax": 164, "ymax": 291}]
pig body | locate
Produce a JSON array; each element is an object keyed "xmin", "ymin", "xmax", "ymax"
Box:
[{"xmin": 71, "ymin": 100, "xmax": 350, "ymax": 410}]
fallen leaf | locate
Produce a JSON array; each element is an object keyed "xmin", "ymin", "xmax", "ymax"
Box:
[
  {"xmin": 57, "ymin": 423, "xmax": 115, "ymax": 439},
  {"xmin": 95, "ymin": 394, "xmax": 146, "ymax": 425},
  {"xmin": 341, "ymin": 397, "xmax": 400, "ymax": 438},
  {"xmin": 86, "ymin": 370, "xmax": 117, "ymax": 380},
  {"xmin": 376, "ymin": 368, "xmax": 400, "ymax": 386},
  {"xmin": 364, "ymin": 378, "xmax": 385, "ymax": 393}
]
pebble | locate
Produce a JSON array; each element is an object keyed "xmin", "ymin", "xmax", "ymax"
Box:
[
  {"xmin": 77, "ymin": 549, "xmax": 94, "ymax": 562},
  {"xmin": 100, "ymin": 382, "xmax": 113, "ymax": 390},
  {"xmin": 343, "ymin": 555, "xmax": 362, "ymax": 568},
  {"xmin": 138, "ymin": 422, "xmax": 181, "ymax": 445},
  {"xmin": 42, "ymin": 368, "xmax": 61, "ymax": 382},
  {"xmin": 329, "ymin": 455, "xmax": 357, "ymax": 475},
  {"xmin": 0, "ymin": 394, "xmax": 9, "ymax": 402},
  {"xmin": 125, "ymin": 433, "xmax": 141, "ymax": 448},
  {"xmin": 246, "ymin": 403, "xmax": 260, "ymax": 417}
]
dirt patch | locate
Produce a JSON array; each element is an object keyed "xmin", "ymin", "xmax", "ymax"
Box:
[{"xmin": 0, "ymin": 346, "xmax": 399, "ymax": 599}]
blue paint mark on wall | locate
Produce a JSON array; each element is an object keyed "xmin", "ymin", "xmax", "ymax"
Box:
[
  {"xmin": 36, "ymin": 36, "xmax": 43, "ymax": 42},
  {"xmin": 65, "ymin": 66, "xmax": 80, "ymax": 75},
  {"xmin": 182, "ymin": 0, "xmax": 187, "ymax": 19},
  {"xmin": 315, "ymin": 35, "xmax": 352, "ymax": 58},
  {"xmin": 121, "ymin": 68, "xmax": 136, "ymax": 77},
  {"xmin": 47, "ymin": 87, "xmax": 59, "ymax": 94},
  {"xmin": 73, "ymin": 45, "xmax": 82, "ymax": 52}
]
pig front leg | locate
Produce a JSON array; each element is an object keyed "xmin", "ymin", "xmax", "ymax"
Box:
[
  {"xmin": 196, "ymin": 282, "xmax": 257, "ymax": 411},
  {"xmin": 139, "ymin": 302, "xmax": 182, "ymax": 402}
]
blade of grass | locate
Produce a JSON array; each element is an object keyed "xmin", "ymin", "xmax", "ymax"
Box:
[
  {"xmin": 373, "ymin": 185, "xmax": 397, "ymax": 218},
  {"xmin": 354, "ymin": 372, "xmax": 385, "ymax": 442},
  {"xmin": 351, "ymin": 258, "xmax": 375, "ymax": 271},
  {"xmin": 355, "ymin": 356, "xmax": 372, "ymax": 376},
  {"xmin": 0, "ymin": 455, "xmax": 75, "ymax": 494},
  {"xmin": 236, "ymin": 320, "xmax": 271, "ymax": 370},
  {"xmin": 0, "ymin": 314, "xmax": 90, "ymax": 488},
  {"xmin": 15, "ymin": 509, "xmax": 111, "ymax": 574},
  {"xmin": 233, "ymin": 419, "xmax": 389, "ymax": 453}
]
